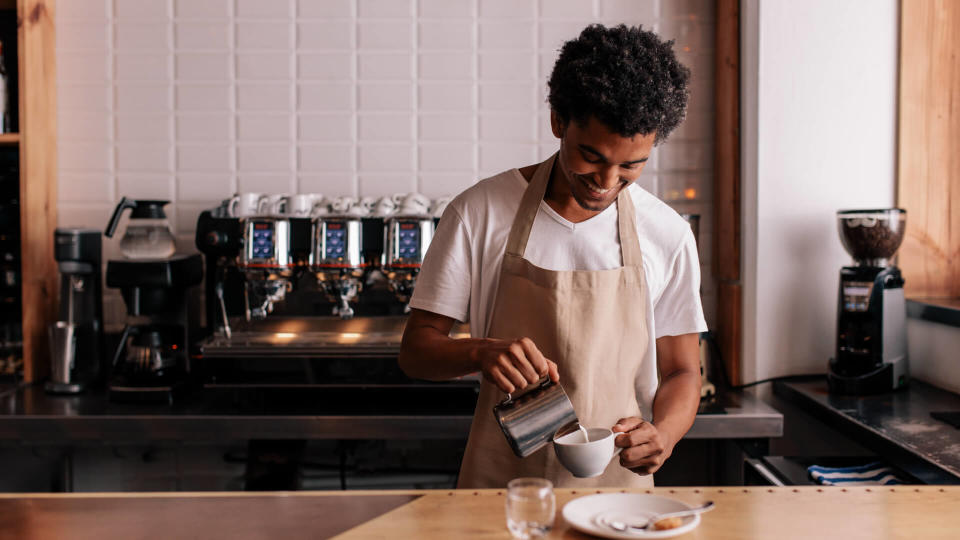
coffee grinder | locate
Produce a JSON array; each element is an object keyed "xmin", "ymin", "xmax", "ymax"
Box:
[
  {"xmin": 829, "ymin": 208, "xmax": 908, "ymax": 395},
  {"xmin": 46, "ymin": 229, "xmax": 105, "ymax": 394},
  {"xmin": 106, "ymin": 255, "xmax": 202, "ymax": 403}
]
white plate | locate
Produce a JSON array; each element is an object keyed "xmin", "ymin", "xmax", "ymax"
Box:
[{"xmin": 562, "ymin": 493, "xmax": 701, "ymax": 539}]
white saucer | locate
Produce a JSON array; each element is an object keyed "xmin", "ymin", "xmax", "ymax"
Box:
[{"xmin": 562, "ymin": 493, "xmax": 701, "ymax": 538}]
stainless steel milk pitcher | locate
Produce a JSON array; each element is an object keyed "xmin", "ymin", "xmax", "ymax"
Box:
[{"xmin": 494, "ymin": 376, "xmax": 579, "ymax": 458}]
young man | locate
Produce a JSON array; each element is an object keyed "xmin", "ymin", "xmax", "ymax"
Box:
[{"xmin": 399, "ymin": 24, "xmax": 706, "ymax": 488}]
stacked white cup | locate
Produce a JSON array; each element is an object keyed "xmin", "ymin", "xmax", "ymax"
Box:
[
  {"xmin": 227, "ymin": 193, "xmax": 268, "ymax": 217},
  {"xmin": 226, "ymin": 192, "xmax": 451, "ymax": 219},
  {"xmin": 397, "ymin": 193, "xmax": 431, "ymax": 216}
]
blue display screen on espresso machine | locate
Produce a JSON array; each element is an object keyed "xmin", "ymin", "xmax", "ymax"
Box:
[
  {"xmin": 396, "ymin": 222, "xmax": 420, "ymax": 260},
  {"xmin": 323, "ymin": 222, "xmax": 346, "ymax": 259},
  {"xmin": 250, "ymin": 222, "xmax": 274, "ymax": 260}
]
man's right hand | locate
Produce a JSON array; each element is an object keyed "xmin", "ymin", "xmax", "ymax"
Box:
[
  {"xmin": 399, "ymin": 310, "xmax": 559, "ymax": 393},
  {"xmin": 470, "ymin": 337, "xmax": 560, "ymax": 394}
]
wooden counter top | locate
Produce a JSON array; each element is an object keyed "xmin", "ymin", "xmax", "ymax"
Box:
[{"xmin": 2, "ymin": 486, "xmax": 958, "ymax": 539}]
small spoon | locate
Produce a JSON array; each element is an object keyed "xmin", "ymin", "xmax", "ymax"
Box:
[{"xmin": 606, "ymin": 501, "xmax": 715, "ymax": 533}]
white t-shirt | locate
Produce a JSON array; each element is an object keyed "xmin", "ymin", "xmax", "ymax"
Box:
[{"xmin": 409, "ymin": 168, "xmax": 708, "ymax": 395}]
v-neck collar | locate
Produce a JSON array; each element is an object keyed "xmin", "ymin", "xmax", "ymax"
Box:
[{"xmin": 511, "ymin": 169, "xmax": 619, "ymax": 231}]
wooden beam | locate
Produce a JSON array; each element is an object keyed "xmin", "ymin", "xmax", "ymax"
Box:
[
  {"xmin": 716, "ymin": 282, "xmax": 741, "ymax": 386},
  {"xmin": 713, "ymin": 0, "xmax": 741, "ymax": 384},
  {"xmin": 897, "ymin": 0, "xmax": 960, "ymax": 297},
  {"xmin": 714, "ymin": 0, "xmax": 741, "ymax": 284},
  {"xmin": 17, "ymin": 0, "xmax": 57, "ymax": 382}
]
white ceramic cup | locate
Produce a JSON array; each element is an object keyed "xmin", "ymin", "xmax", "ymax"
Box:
[
  {"xmin": 311, "ymin": 198, "xmax": 331, "ymax": 217},
  {"xmin": 553, "ymin": 427, "xmax": 623, "ymax": 478},
  {"xmin": 399, "ymin": 192, "xmax": 431, "ymax": 215},
  {"xmin": 373, "ymin": 196, "xmax": 398, "ymax": 217},
  {"xmin": 345, "ymin": 201, "xmax": 370, "ymax": 216},
  {"xmin": 391, "ymin": 192, "xmax": 407, "ymax": 205},
  {"xmin": 330, "ymin": 196, "xmax": 358, "ymax": 215},
  {"xmin": 228, "ymin": 193, "xmax": 268, "ymax": 218},
  {"xmin": 264, "ymin": 193, "xmax": 291, "ymax": 216},
  {"xmin": 286, "ymin": 194, "xmax": 319, "ymax": 217},
  {"xmin": 359, "ymin": 196, "xmax": 377, "ymax": 212}
]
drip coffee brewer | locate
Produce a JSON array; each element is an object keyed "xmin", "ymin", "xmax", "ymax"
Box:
[
  {"xmin": 46, "ymin": 229, "xmax": 104, "ymax": 394},
  {"xmin": 829, "ymin": 208, "xmax": 909, "ymax": 395},
  {"xmin": 106, "ymin": 255, "xmax": 202, "ymax": 403}
]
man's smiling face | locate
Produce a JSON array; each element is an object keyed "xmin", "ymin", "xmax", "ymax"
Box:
[{"xmin": 551, "ymin": 112, "xmax": 656, "ymax": 213}]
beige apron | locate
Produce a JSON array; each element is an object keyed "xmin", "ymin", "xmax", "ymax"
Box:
[{"xmin": 457, "ymin": 153, "xmax": 655, "ymax": 489}]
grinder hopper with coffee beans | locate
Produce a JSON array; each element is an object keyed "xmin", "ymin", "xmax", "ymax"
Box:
[{"xmin": 829, "ymin": 208, "xmax": 908, "ymax": 395}]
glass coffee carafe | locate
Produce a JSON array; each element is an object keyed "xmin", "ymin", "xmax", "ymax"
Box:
[{"xmin": 105, "ymin": 197, "xmax": 176, "ymax": 259}]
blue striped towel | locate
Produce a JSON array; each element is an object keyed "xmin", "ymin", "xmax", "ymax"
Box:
[{"xmin": 807, "ymin": 462, "xmax": 903, "ymax": 485}]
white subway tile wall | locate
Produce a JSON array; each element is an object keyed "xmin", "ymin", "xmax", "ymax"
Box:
[{"xmin": 56, "ymin": 0, "xmax": 717, "ymax": 328}]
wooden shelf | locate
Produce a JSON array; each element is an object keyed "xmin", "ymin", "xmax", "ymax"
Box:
[{"xmin": 0, "ymin": 132, "xmax": 19, "ymax": 144}]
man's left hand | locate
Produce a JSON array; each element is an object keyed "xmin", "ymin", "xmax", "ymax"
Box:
[{"xmin": 611, "ymin": 417, "xmax": 676, "ymax": 475}]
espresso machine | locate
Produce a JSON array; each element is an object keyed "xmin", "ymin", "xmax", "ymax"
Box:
[
  {"xmin": 829, "ymin": 208, "xmax": 909, "ymax": 395},
  {"xmin": 46, "ymin": 229, "xmax": 104, "ymax": 394},
  {"xmin": 193, "ymin": 199, "xmax": 477, "ymax": 411}
]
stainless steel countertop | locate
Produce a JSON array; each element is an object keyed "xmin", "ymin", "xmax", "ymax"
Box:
[
  {"xmin": 690, "ymin": 388, "xmax": 784, "ymax": 439},
  {"xmin": 775, "ymin": 378, "xmax": 960, "ymax": 484},
  {"xmin": 0, "ymin": 384, "xmax": 782, "ymax": 442}
]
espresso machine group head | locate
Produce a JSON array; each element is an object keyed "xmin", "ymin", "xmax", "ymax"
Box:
[
  {"xmin": 382, "ymin": 215, "xmax": 435, "ymax": 311},
  {"xmin": 237, "ymin": 216, "xmax": 312, "ymax": 318},
  {"xmin": 829, "ymin": 208, "xmax": 908, "ymax": 395},
  {"xmin": 312, "ymin": 216, "xmax": 382, "ymax": 319}
]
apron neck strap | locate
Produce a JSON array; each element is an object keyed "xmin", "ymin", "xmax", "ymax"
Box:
[
  {"xmin": 505, "ymin": 152, "xmax": 644, "ymax": 268},
  {"xmin": 504, "ymin": 153, "xmax": 555, "ymax": 257},
  {"xmin": 616, "ymin": 186, "xmax": 642, "ymax": 268}
]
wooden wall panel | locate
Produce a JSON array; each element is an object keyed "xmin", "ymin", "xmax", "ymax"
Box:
[
  {"xmin": 897, "ymin": 0, "xmax": 960, "ymax": 298},
  {"xmin": 17, "ymin": 0, "xmax": 57, "ymax": 382},
  {"xmin": 713, "ymin": 0, "xmax": 741, "ymax": 383}
]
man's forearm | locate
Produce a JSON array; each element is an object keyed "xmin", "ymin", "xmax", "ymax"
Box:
[
  {"xmin": 650, "ymin": 368, "xmax": 701, "ymax": 448},
  {"xmin": 398, "ymin": 325, "xmax": 484, "ymax": 381}
]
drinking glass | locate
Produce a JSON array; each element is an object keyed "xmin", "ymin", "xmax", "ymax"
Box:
[{"xmin": 505, "ymin": 477, "xmax": 555, "ymax": 540}]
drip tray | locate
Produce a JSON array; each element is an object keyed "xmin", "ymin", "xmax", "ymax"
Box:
[{"xmin": 200, "ymin": 316, "xmax": 471, "ymax": 358}]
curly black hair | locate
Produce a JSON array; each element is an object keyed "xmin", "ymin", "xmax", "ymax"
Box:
[{"xmin": 548, "ymin": 24, "xmax": 690, "ymax": 145}]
